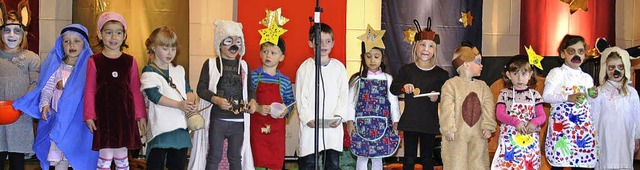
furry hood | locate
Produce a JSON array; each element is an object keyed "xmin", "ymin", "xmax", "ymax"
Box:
[{"xmin": 213, "ymin": 20, "xmax": 245, "ymax": 58}]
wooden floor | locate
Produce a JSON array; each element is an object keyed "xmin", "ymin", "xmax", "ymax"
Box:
[{"xmin": 6, "ymin": 159, "xmax": 640, "ymax": 170}]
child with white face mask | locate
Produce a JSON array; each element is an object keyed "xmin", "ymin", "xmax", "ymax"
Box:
[
  {"xmin": 591, "ymin": 45, "xmax": 640, "ymax": 170},
  {"xmin": 0, "ymin": 7, "xmax": 39, "ymax": 170}
]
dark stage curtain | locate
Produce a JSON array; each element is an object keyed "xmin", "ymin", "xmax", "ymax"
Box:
[{"xmin": 381, "ymin": 0, "xmax": 483, "ymax": 77}]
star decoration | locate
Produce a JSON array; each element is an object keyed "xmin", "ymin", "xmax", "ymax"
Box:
[
  {"xmin": 403, "ymin": 27, "xmax": 418, "ymax": 44},
  {"xmin": 357, "ymin": 24, "xmax": 386, "ymax": 52},
  {"xmin": 587, "ymin": 47, "xmax": 600, "ymax": 58},
  {"xmin": 525, "ymin": 45, "xmax": 544, "ymax": 70},
  {"xmin": 259, "ymin": 8, "xmax": 289, "ymax": 27},
  {"xmin": 259, "ymin": 20, "xmax": 288, "ymax": 45},
  {"xmin": 560, "ymin": 0, "xmax": 588, "ymax": 14},
  {"xmin": 459, "ymin": 10, "xmax": 473, "ymax": 27}
]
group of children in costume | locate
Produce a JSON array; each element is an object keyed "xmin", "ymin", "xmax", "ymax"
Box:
[{"xmin": 0, "ymin": 5, "xmax": 637, "ymax": 170}]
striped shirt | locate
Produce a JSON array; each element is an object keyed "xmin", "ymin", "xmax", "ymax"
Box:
[{"xmin": 250, "ymin": 66, "xmax": 295, "ymax": 115}]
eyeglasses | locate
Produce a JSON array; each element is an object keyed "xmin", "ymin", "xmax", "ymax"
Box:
[
  {"xmin": 565, "ymin": 48, "xmax": 585, "ymax": 55},
  {"xmin": 607, "ymin": 64, "xmax": 624, "ymax": 71}
]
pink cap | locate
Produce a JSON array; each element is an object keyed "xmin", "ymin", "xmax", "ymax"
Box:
[{"xmin": 97, "ymin": 12, "xmax": 127, "ymax": 31}]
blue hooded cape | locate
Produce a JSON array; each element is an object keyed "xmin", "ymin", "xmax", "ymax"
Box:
[{"xmin": 13, "ymin": 24, "xmax": 98, "ymax": 170}]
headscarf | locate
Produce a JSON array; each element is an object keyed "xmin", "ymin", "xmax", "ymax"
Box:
[{"xmin": 13, "ymin": 23, "xmax": 98, "ymax": 170}]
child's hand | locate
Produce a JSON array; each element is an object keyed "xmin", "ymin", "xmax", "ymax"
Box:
[
  {"xmin": 525, "ymin": 123, "xmax": 538, "ymax": 134},
  {"xmin": 346, "ymin": 121, "xmax": 355, "ymax": 137},
  {"xmin": 257, "ymin": 105, "xmax": 270, "ymax": 116},
  {"xmin": 402, "ymin": 84, "xmax": 415, "ymax": 94},
  {"xmin": 445, "ymin": 133, "xmax": 455, "ymax": 141},
  {"xmin": 482, "ymin": 129, "xmax": 492, "ymax": 138},
  {"xmin": 85, "ymin": 119, "xmax": 97, "ymax": 133},
  {"xmin": 138, "ymin": 118, "xmax": 147, "ymax": 135},
  {"xmin": 306, "ymin": 120, "xmax": 315, "ymax": 128},
  {"xmin": 428, "ymin": 90, "xmax": 438, "ymax": 102},
  {"xmin": 56, "ymin": 80, "xmax": 64, "ymax": 90},
  {"xmin": 212, "ymin": 96, "xmax": 231, "ymax": 110},
  {"xmin": 330, "ymin": 119, "xmax": 341, "ymax": 128},
  {"xmin": 248, "ymin": 99, "xmax": 257, "ymax": 114},
  {"xmin": 393, "ymin": 122, "xmax": 398, "ymax": 132},
  {"xmin": 587, "ymin": 87, "xmax": 598, "ymax": 98},
  {"xmin": 41, "ymin": 105, "xmax": 50, "ymax": 121},
  {"xmin": 567, "ymin": 93, "xmax": 586, "ymax": 104},
  {"xmin": 178, "ymin": 101, "xmax": 191, "ymax": 112},
  {"xmin": 516, "ymin": 122, "xmax": 527, "ymax": 134}
]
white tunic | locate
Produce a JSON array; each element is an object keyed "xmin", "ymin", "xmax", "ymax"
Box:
[
  {"xmin": 591, "ymin": 81, "xmax": 640, "ymax": 170},
  {"xmin": 295, "ymin": 58, "xmax": 349, "ymax": 157},
  {"xmin": 140, "ymin": 65, "xmax": 188, "ymax": 142}
]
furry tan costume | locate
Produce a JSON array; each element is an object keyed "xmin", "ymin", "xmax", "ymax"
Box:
[{"xmin": 440, "ymin": 45, "xmax": 496, "ymax": 170}]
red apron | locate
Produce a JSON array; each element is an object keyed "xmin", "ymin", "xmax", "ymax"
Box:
[{"xmin": 250, "ymin": 79, "xmax": 285, "ymax": 169}]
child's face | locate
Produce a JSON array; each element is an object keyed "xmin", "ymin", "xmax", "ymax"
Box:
[
  {"xmin": 220, "ymin": 36, "xmax": 243, "ymax": 59},
  {"xmin": 98, "ymin": 22, "xmax": 126, "ymax": 51},
  {"xmin": 467, "ymin": 55, "xmax": 483, "ymax": 77},
  {"xmin": 606, "ymin": 57, "xmax": 624, "ymax": 82},
  {"xmin": 259, "ymin": 44, "xmax": 284, "ymax": 68},
  {"xmin": 560, "ymin": 41, "xmax": 586, "ymax": 69},
  {"xmin": 506, "ymin": 70, "xmax": 532, "ymax": 89},
  {"xmin": 364, "ymin": 48, "xmax": 382, "ymax": 71},
  {"xmin": 308, "ymin": 32, "xmax": 334, "ymax": 59},
  {"xmin": 153, "ymin": 45, "xmax": 177, "ymax": 66},
  {"xmin": 2, "ymin": 24, "xmax": 24, "ymax": 50},
  {"xmin": 415, "ymin": 40, "xmax": 436, "ymax": 62},
  {"xmin": 62, "ymin": 33, "xmax": 84, "ymax": 59}
]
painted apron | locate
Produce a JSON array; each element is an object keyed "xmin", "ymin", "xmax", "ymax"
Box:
[
  {"xmin": 350, "ymin": 78, "xmax": 400, "ymax": 158},
  {"xmin": 491, "ymin": 89, "xmax": 540, "ymax": 170},
  {"xmin": 249, "ymin": 72, "xmax": 285, "ymax": 169},
  {"xmin": 545, "ymin": 85, "xmax": 597, "ymax": 167}
]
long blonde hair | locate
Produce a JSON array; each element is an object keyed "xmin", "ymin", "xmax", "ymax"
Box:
[{"xmin": 145, "ymin": 26, "xmax": 178, "ymax": 66}]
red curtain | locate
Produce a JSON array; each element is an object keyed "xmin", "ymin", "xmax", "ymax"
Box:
[
  {"xmin": 520, "ymin": 0, "xmax": 614, "ymax": 56},
  {"xmin": 237, "ymin": 0, "xmax": 347, "ymax": 82}
]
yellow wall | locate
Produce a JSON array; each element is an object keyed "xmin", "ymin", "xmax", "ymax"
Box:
[{"xmin": 346, "ymin": 0, "xmax": 382, "ymax": 77}]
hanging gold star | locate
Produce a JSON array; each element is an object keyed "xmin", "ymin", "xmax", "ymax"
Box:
[
  {"xmin": 587, "ymin": 47, "xmax": 600, "ymax": 58},
  {"xmin": 258, "ymin": 20, "xmax": 288, "ymax": 45},
  {"xmin": 560, "ymin": 0, "xmax": 588, "ymax": 14},
  {"xmin": 259, "ymin": 8, "xmax": 289, "ymax": 27},
  {"xmin": 459, "ymin": 10, "xmax": 473, "ymax": 27},
  {"xmin": 357, "ymin": 24, "xmax": 386, "ymax": 52},
  {"xmin": 403, "ymin": 27, "xmax": 418, "ymax": 44},
  {"xmin": 525, "ymin": 45, "xmax": 544, "ymax": 70}
]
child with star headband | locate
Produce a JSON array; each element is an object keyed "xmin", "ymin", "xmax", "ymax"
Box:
[
  {"xmin": 542, "ymin": 34, "xmax": 598, "ymax": 169},
  {"xmin": 590, "ymin": 39, "xmax": 640, "ymax": 170},
  {"xmin": 490, "ymin": 55, "xmax": 546, "ymax": 169},
  {"xmin": 390, "ymin": 18, "xmax": 449, "ymax": 170},
  {"xmin": 249, "ymin": 9, "xmax": 295, "ymax": 169},
  {"xmin": 345, "ymin": 24, "xmax": 400, "ymax": 170}
]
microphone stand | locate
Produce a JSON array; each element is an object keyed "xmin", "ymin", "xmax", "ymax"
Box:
[{"xmin": 312, "ymin": 0, "xmax": 323, "ymax": 169}]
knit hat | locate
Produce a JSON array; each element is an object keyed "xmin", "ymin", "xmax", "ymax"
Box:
[
  {"xmin": 97, "ymin": 12, "xmax": 127, "ymax": 31},
  {"xmin": 213, "ymin": 20, "xmax": 245, "ymax": 57},
  {"xmin": 413, "ymin": 18, "xmax": 440, "ymax": 44},
  {"xmin": 452, "ymin": 42, "xmax": 480, "ymax": 69},
  {"xmin": 598, "ymin": 46, "xmax": 638, "ymax": 85}
]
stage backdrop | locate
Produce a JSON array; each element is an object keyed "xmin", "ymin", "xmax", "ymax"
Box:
[
  {"xmin": 238, "ymin": 0, "xmax": 347, "ymax": 83},
  {"xmin": 520, "ymin": 0, "xmax": 615, "ymax": 56},
  {"xmin": 381, "ymin": 0, "xmax": 482, "ymax": 77}
]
